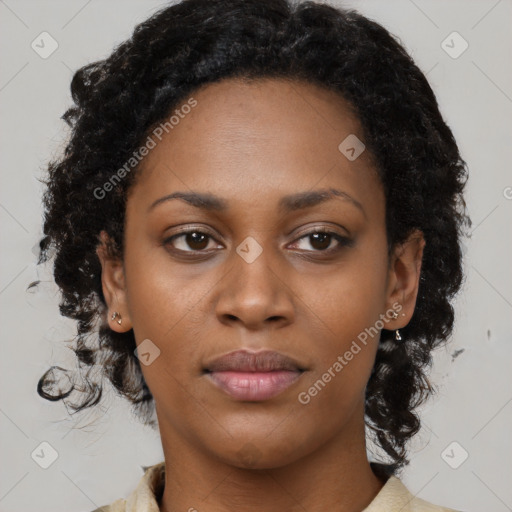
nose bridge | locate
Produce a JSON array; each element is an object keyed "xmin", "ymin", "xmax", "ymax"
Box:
[
  {"xmin": 215, "ymin": 234, "xmax": 294, "ymax": 327},
  {"xmin": 236, "ymin": 237, "xmax": 277, "ymax": 292},
  {"xmin": 232, "ymin": 234, "xmax": 281, "ymax": 301}
]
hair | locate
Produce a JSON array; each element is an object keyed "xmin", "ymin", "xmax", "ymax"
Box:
[{"xmin": 34, "ymin": 0, "xmax": 471, "ymax": 478}]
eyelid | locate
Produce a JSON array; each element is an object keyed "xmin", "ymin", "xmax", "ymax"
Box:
[
  {"xmin": 165, "ymin": 223, "xmax": 348, "ymax": 243},
  {"xmin": 167, "ymin": 225, "xmax": 221, "ymax": 241},
  {"xmin": 291, "ymin": 224, "xmax": 350, "ymax": 240}
]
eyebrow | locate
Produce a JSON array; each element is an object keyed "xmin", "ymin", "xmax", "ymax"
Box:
[{"xmin": 147, "ymin": 188, "xmax": 366, "ymax": 218}]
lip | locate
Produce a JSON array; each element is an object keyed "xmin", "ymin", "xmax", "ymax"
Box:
[{"xmin": 203, "ymin": 349, "xmax": 306, "ymax": 401}]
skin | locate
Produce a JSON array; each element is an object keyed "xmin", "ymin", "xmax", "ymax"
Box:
[{"xmin": 96, "ymin": 77, "xmax": 425, "ymax": 512}]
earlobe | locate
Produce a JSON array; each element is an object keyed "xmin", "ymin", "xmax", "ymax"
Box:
[
  {"xmin": 95, "ymin": 230, "xmax": 133, "ymax": 332},
  {"xmin": 385, "ymin": 229, "xmax": 426, "ymax": 329}
]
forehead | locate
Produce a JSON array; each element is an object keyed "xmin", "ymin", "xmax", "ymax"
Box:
[{"xmin": 128, "ymin": 77, "xmax": 382, "ymax": 218}]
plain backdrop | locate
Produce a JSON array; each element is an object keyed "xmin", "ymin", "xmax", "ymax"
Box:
[{"xmin": 1, "ymin": 1, "xmax": 511, "ymax": 511}]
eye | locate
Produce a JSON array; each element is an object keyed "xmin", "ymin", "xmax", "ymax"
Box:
[
  {"xmin": 290, "ymin": 229, "xmax": 352, "ymax": 253},
  {"xmin": 163, "ymin": 227, "xmax": 353, "ymax": 256},
  {"xmin": 164, "ymin": 229, "xmax": 221, "ymax": 253}
]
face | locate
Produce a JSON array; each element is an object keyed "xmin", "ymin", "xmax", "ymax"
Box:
[{"xmin": 97, "ymin": 77, "xmax": 424, "ymax": 469}]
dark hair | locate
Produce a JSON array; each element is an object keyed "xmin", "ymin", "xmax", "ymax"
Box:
[{"xmin": 34, "ymin": 0, "xmax": 471, "ymax": 478}]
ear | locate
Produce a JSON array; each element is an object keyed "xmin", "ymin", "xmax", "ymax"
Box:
[
  {"xmin": 384, "ymin": 229, "xmax": 426, "ymax": 328},
  {"xmin": 96, "ymin": 230, "xmax": 133, "ymax": 332}
]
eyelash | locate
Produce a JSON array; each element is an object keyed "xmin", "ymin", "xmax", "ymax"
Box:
[{"xmin": 163, "ymin": 227, "xmax": 353, "ymax": 257}]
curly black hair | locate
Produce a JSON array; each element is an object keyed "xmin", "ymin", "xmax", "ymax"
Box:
[{"xmin": 34, "ymin": 0, "xmax": 471, "ymax": 478}]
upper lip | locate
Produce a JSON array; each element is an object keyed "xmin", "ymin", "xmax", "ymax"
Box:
[{"xmin": 203, "ymin": 349, "xmax": 305, "ymax": 373}]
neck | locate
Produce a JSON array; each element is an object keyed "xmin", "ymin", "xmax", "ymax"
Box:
[{"xmin": 157, "ymin": 404, "xmax": 386, "ymax": 512}]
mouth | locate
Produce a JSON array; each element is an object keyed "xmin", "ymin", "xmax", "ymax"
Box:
[{"xmin": 202, "ymin": 349, "xmax": 306, "ymax": 401}]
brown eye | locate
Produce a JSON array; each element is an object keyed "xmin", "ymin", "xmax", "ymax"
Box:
[
  {"xmin": 183, "ymin": 232, "xmax": 209, "ymax": 250},
  {"xmin": 290, "ymin": 230, "xmax": 353, "ymax": 254},
  {"xmin": 164, "ymin": 230, "xmax": 218, "ymax": 252},
  {"xmin": 309, "ymin": 232, "xmax": 331, "ymax": 250}
]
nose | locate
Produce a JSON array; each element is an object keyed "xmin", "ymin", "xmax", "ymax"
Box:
[{"xmin": 214, "ymin": 241, "xmax": 295, "ymax": 331}]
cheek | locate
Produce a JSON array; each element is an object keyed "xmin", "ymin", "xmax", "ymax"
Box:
[
  {"xmin": 301, "ymin": 247, "xmax": 388, "ymax": 340},
  {"xmin": 295, "ymin": 250, "xmax": 387, "ymax": 406},
  {"xmin": 122, "ymin": 245, "xmax": 223, "ymax": 400},
  {"xmin": 296, "ymin": 309, "xmax": 379, "ymax": 423},
  {"xmin": 123, "ymin": 237, "xmax": 205, "ymax": 331}
]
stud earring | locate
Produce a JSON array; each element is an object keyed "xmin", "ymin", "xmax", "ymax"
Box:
[{"xmin": 111, "ymin": 311, "xmax": 122, "ymax": 325}]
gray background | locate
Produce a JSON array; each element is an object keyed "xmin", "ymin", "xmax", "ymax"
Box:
[{"xmin": 1, "ymin": 1, "xmax": 511, "ymax": 511}]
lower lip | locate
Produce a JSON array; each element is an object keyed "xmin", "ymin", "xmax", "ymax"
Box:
[{"xmin": 206, "ymin": 370, "xmax": 303, "ymax": 401}]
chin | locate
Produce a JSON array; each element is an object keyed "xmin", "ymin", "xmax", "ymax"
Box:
[{"xmin": 212, "ymin": 437, "xmax": 309, "ymax": 470}]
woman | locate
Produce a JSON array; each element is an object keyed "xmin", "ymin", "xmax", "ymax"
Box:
[{"xmin": 36, "ymin": 0, "xmax": 470, "ymax": 510}]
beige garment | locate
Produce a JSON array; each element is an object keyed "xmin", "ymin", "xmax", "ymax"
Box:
[{"xmin": 91, "ymin": 462, "xmax": 461, "ymax": 512}]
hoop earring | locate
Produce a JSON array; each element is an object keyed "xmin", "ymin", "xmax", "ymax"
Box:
[{"xmin": 111, "ymin": 311, "xmax": 122, "ymax": 325}]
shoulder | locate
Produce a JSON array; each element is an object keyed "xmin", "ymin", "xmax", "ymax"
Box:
[
  {"xmin": 88, "ymin": 461, "xmax": 165, "ymax": 512},
  {"xmin": 89, "ymin": 498, "xmax": 127, "ymax": 512},
  {"xmin": 363, "ymin": 476, "xmax": 463, "ymax": 512}
]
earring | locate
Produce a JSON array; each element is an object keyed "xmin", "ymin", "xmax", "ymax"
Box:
[
  {"xmin": 389, "ymin": 307, "xmax": 402, "ymax": 341},
  {"xmin": 111, "ymin": 311, "xmax": 122, "ymax": 325},
  {"xmin": 392, "ymin": 311, "xmax": 405, "ymax": 341}
]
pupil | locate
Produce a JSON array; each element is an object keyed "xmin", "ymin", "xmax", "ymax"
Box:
[
  {"xmin": 311, "ymin": 233, "xmax": 330, "ymax": 250},
  {"xmin": 187, "ymin": 232, "xmax": 208, "ymax": 250}
]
